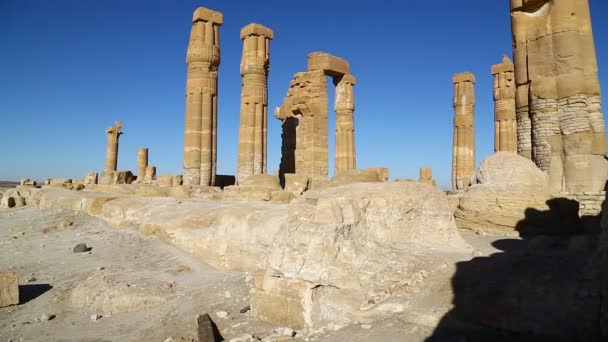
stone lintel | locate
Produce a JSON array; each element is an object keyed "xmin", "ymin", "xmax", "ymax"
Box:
[
  {"xmin": 452, "ymin": 72, "xmax": 476, "ymax": 84},
  {"xmin": 307, "ymin": 52, "xmax": 350, "ymax": 77},
  {"xmin": 338, "ymin": 74, "xmax": 357, "ymax": 85},
  {"xmin": 240, "ymin": 23, "xmax": 274, "ymax": 40},
  {"xmin": 491, "ymin": 56, "xmax": 514, "ymax": 75},
  {"xmin": 192, "ymin": 7, "xmax": 224, "ymax": 25}
]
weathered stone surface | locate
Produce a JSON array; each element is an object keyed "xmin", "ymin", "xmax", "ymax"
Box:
[
  {"xmin": 282, "ymin": 173, "xmax": 310, "ymax": 196},
  {"xmin": 237, "ymin": 23, "xmax": 273, "ymax": 183},
  {"xmin": 99, "ymin": 171, "xmax": 134, "ymax": 185},
  {"xmin": 327, "ymin": 168, "xmax": 388, "ymax": 187},
  {"xmin": 183, "ymin": 7, "xmax": 223, "ymax": 186},
  {"xmin": 135, "ymin": 185, "xmax": 168, "ymax": 197},
  {"xmin": 474, "ymin": 152, "xmax": 548, "ymax": 191},
  {"xmin": 83, "ymin": 172, "xmax": 98, "ymax": 185},
  {"xmin": 35, "ymin": 188, "xmax": 119, "ymax": 216},
  {"xmin": 0, "ymin": 272, "xmax": 19, "ymax": 307},
  {"xmin": 452, "ymin": 72, "xmax": 476, "ymax": 191},
  {"xmin": 157, "ymin": 175, "xmax": 183, "ymax": 188},
  {"xmin": 20, "ymin": 178, "xmax": 37, "ymax": 187},
  {"xmin": 104, "ymin": 121, "xmax": 122, "ymax": 172},
  {"xmin": 197, "ymin": 313, "xmax": 218, "ymax": 342},
  {"xmin": 491, "ymin": 55, "xmax": 517, "ymax": 152},
  {"xmin": 239, "ymin": 174, "xmax": 281, "ymax": 190},
  {"xmin": 46, "ymin": 178, "xmax": 72, "ymax": 187},
  {"xmin": 253, "ymin": 182, "xmax": 470, "ymax": 328},
  {"xmin": 510, "ymin": 0, "xmax": 607, "ymax": 192},
  {"xmin": 71, "ymin": 271, "xmax": 174, "ymax": 315}
]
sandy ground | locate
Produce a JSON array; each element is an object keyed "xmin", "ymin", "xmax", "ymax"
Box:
[{"xmin": 0, "ymin": 206, "xmax": 526, "ymax": 342}]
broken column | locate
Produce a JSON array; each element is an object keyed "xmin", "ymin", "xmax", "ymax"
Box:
[
  {"xmin": 510, "ymin": 0, "xmax": 607, "ymax": 192},
  {"xmin": 237, "ymin": 23, "xmax": 273, "ymax": 183},
  {"xmin": 137, "ymin": 147, "xmax": 148, "ymax": 181},
  {"xmin": 183, "ymin": 7, "xmax": 223, "ymax": 186},
  {"xmin": 491, "ymin": 55, "xmax": 517, "ymax": 153},
  {"xmin": 145, "ymin": 166, "xmax": 156, "ymax": 181},
  {"xmin": 452, "ymin": 72, "xmax": 476, "ymax": 191},
  {"xmin": 104, "ymin": 121, "xmax": 122, "ymax": 172},
  {"xmin": 419, "ymin": 167, "xmax": 436, "ymax": 186}
]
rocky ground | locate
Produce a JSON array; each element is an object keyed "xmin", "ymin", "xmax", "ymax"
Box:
[{"xmin": 0, "ymin": 206, "xmax": 599, "ymax": 341}]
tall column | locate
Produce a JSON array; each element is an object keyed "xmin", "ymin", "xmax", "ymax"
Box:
[
  {"xmin": 237, "ymin": 23, "xmax": 273, "ymax": 183},
  {"xmin": 491, "ymin": 56, "xmax": 517, "ymax": 153},
  {"xmin": 183, "ymin": 7, "xmax": 223, "ymax": 186},
  {"xmin": 137, "ymin": 147, "xmax": 148, "ymax": 180},
  {"xmin": 334, "ymin": 74, "xmax": 356, "ymax": 175},
  {"xmin": 510, "ymin": 0, "xmax": 607, "ymax": 192},
  {"xmin": 451, "ymin": 72, "xmax": 476, "ymax": 191},
  {"xmin": 104, "ymin": 121, "xmax": 123, "ymax": 172}
]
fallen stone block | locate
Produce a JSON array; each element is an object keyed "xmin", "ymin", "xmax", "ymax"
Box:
[{"xmin": 0, "ymin": 272, "xmax": 19, "ymax": 307}]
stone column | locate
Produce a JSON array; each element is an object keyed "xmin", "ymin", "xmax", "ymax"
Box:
[
  {"xmin": 183, "ymin": 7, "xmax": 223, "ymax": 186},
  {"xmin": 452, "ymin": 72, "xmax": 476, "ymax": 191},
  {"xmin": 491, "ymin": 56, "xmax": 517, "ymax": 153},
  {"xmin": 104, "ymin": 121, "xmax": 123, "ymax": 172},
  {"xmin": 137, "ymin": 147, "xmax": 148, "ymax": 180},
  {"xmin": 510, "ymin": 0, "xmax": 607, "ymax": 193},
  {"xmin": 334, "ymin": 74, "xmax": 356, "ymax": 175},
  {"xmin": 145, "ymin": 166, "xmax": 156, "ymax": 181},
  {"xmin": 419, "ymin": 167, "xmax": 436, "ymax": 186},
  {"xmin": 237, "ymin": 23, "xmax": 273, "ymax": 183}
]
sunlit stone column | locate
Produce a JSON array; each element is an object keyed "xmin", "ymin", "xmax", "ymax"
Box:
[
  {"xmin": 104, "ymin": 121, "xmax": 123, "ymax": 172},
  {"xmin": 237, "ymin": 23, "xmax": 273, "ymax": 183},
  {"xmin": 137, "ymin": 147, "xmax": 148, "ymax": 180},
  {"xmin": 491, "ymin": 55, "xmax": 517, "ymax": 153},
  {"xmin": 451, "ymin": 72, "xmax": 476, "ymax": 191},
  {"xmin": 334, "ymin": 74, "xmax": 356, "ymax": 175},
  {"xmin": 419, "ymin": 167, "xmax": 436, "ymax": 186},
  {"xmin": 183, "ymin": 7, "xmax": 223, "ymax": 186}
]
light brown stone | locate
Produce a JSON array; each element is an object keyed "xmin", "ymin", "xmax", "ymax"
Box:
[
  {"xmin": 19, "ymin": 178, "xmax": 36, "ymax": 187},
  {"xmin": 84, "ymin": 172, "xmax": 98, "ymax": 185},
  {"xmin": 99, "ymin": 171, "xmax": 134, "ymax": 185},
  {"xmin": 104, "ymin": 121, "xmax": 122, "ymax": 172},
  {"xmin": 157, "ymin": 175, "xmax": 183, "ymax": 188},
  {"xmin": 419, "ymin": 167, "xmax": 436, "ymax": 186},
  {"xmin": 144, "ymin": 166, "xmax": 156, "ymax": 182},
  {"xmin": 452, "ymin": 72, "xmax": 476, "ymax": 190},
  {"xmin": 510, "ymin": 0, "xmax": 607, "ymax": 192},
  {"xmin": 491, "ymin": 55, "xmax": 517, "ymax": 153},
  {"xmin": 0, "ymin": 272, "xmax": 19, "ymax": 307},
  {"xmin": 183, "ymin": 7, "xmax": 223, "ymax": 186},
  {"xmin": 136, "ymin": 147, "xmax": 148, "ymax": 181},
  {"xmin": 237, "ymin": 23, "xmax": 273, "ymax": 184}
]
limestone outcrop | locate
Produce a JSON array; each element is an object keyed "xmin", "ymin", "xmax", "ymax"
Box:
[
  {"xmin": 451, "ymin": 72, "xmax": 476, "ymax": 190},
  {"xmin": 237, "ymin": 23, "xmax": 273, "ymax": 183},
  {"xmin": 252, "ymin": 181, "xmax": 471, "ymax": 328},
  {"xmin": 183, "ymin": 7, "xmax": 223, "ymax": 186},
  {"xmin": 510, "ymin": 0, "xmax": 607, "ymax": 193}
]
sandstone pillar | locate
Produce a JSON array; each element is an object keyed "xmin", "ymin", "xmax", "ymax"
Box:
[
  {"xmin": 419, "ymin": 167, "xmax": 436, "ymax": 186},
  {"xmin": 491, "ymin": 56, "xmax": 517, "ymax": 153},
  {"xmin": 510, "ymin": 0, "xmax": 607, "ymax": 192},
  {"xmin": 145, "ymin": 166, "xmax": 156, "ymax": 181},
  {"xmin": 452, "ymin": 72, "xmax": 476, "ymax": 191},
  {"xmin": 334, "ymin": 74, "xmax": 356, "ymax": 174},
  {"xmin": 183, "ymin": 7, "xmax": 223, "ymax": 186},
  {"xmin": 104, "ymin": 121, "xmax": 122, "ymax": 172},
  {"xmin": 137, "ymin": 147, "xmax": 148, "ymax": 180},
  {"xmin": 237, "ymin": 23, "xmax": 273, "ymax": 183}
]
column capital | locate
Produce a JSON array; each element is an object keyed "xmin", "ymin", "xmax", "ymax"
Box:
[
  {"xmin": 240, "ymin": 23, "xmax": 273, "ymax": 40},
  {"xmin": 192, "ymin": 7, "xmax": 223, "ymax": 25}
]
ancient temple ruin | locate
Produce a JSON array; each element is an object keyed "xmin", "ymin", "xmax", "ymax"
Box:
[
  {"xmin": 183, "ymin": 7, "xmax": 223, "ymax": 186},
  {"xmin": 510, "ymin": 0, "xmax": 607, "ymax": 193},
  {"xmin": 491, "ymin": 56, "xmax": 517, "ymax": 153},
  {"xmin": 104, "ymin": 121, "xmax": 122, "ymax": 172},
  {"xmin": 237, "ymin": 23, "xmax": 273, "ymax": 183},
  {"xmin": 451, "ymin": 72, "xmax": 476, "ymax": 190},
  {"xmin": 275, "ymin": 52, "xmax": 356, "ymax": 180}
]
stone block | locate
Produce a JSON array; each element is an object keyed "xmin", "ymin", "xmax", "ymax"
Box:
[
  {"xmin": 307, "ymin": 52, "xmax": 350, "ymax": 76},
  {"xmin": 0, "ymin": 272, "xmax": 19, "ymax": 307},
  {"xmin": 283, "ymin": 173, "xmax": 310, "ymax": 195}
]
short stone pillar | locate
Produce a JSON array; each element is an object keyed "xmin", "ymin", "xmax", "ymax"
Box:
[
  {"xmin": 104, "ymin": 121, "xmax": 123, "ymax": 172},
  {"xmin": 452, "ymin": 72, "xmax": 476, "ymax": 191},
  {"xmin": 183, "ymin": 7, "xmax": 223, "ymax": 186},
  {"xmin": 419, "ymin": 167, "xmax": 436, "ymax": 186},
  {"xmin": 137, "ymin": 148, "xmax": 148, "ymax": 180},
  {"xmin": 237, "ymin": 23, "xmax": 273, "ymax": 184},
  {"xmin": 145, "ymin": 166, "xmax": 156, "ymax": 181},
  {"xmin": 84, "ymin": 172, "xmax": 98, "ymax": 185},
  {"xmin": 491, "ymin": 56, "xmax": 517, "ymax": 153}
]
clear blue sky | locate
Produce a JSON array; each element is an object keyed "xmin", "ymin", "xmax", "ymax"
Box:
[{"xmin": 1, "ymin": 0, "xmax": 607, "ymax": 189}]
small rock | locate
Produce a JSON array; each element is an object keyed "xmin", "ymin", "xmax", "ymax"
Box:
[
  {"xmin": 96, "ymin": 266, "xmax": 105, "ymax": 271},
  {"xmin": 239, "ymin": 305, "xmax": 251, "ymax": 314},
  {"xmin": 215, "ymin": 311, "xmax": 229, "ymax": 319},
  {"xmin": 275, "ymin": 327, "xmax": 295, "ymax": 337},
  {"xmin": 224, "ymin": 290, "xmax": 231, "ymax": 298},
  {"xmin": 361, "ymin": 324, "xmax": 372, "ymax": 329},
  {"xmin": 90, "ymin": 314, "xmax": 101, "ymax": 321},
  {"xmin": 163, "ymin": 338, "xmax": 174, "ymax": 342},
  {"xmin": 73, "ymin": 243, "xmax": 92, "ymax": 253},
  {"xmin": 176, "ymin": 265, "xmax": 191, "ymax": 273},
  {"xmin": 39, "ymin": 313, "xmax": 55, "ymax": 321},
  {"xmin": 27, "ymin": 277, "xmax": 37, "ymax": 283}
]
